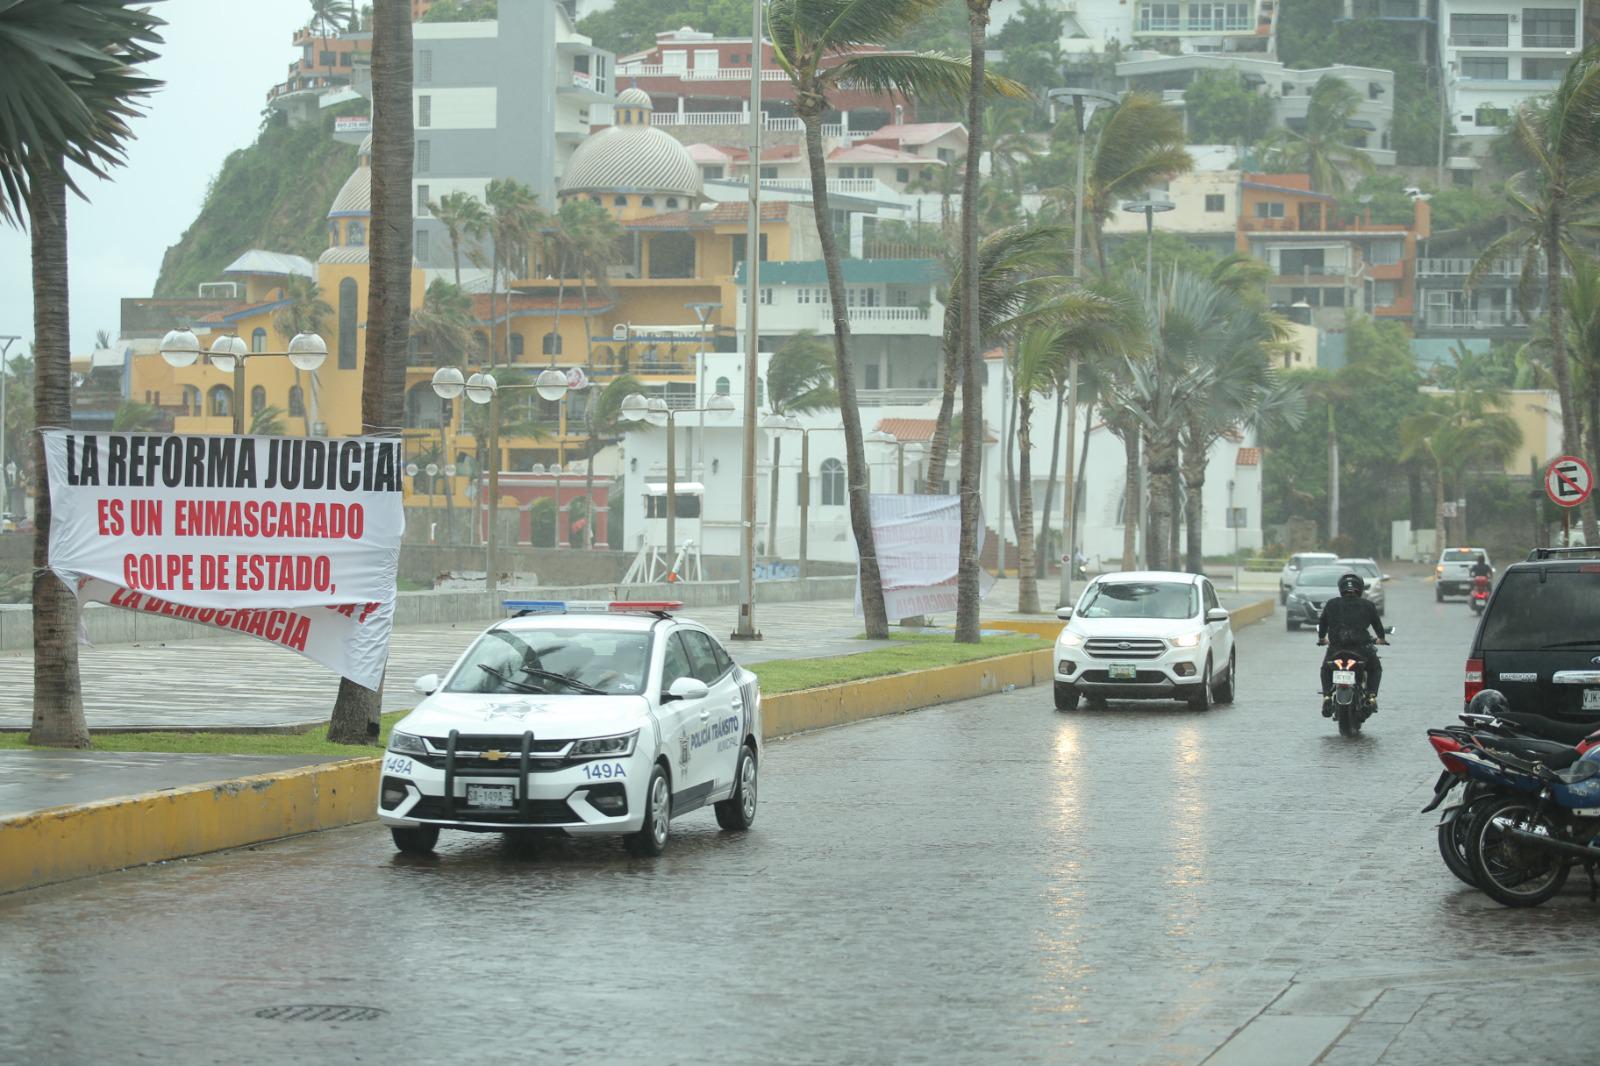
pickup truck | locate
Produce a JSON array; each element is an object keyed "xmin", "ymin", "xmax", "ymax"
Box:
[{"xmin": 1435, "ymin": 546, "xmax": 1489, "ymax": 601}]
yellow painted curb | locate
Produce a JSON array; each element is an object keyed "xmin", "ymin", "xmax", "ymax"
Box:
[
  {"xmin": 1229, "ymin": 597, "xmax": 1275, "ymax": 629},
  {"xmin": 0, "ymin": 757, "xmax": 378, "ymax": 896}
]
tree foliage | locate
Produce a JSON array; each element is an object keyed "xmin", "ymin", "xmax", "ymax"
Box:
[
  {"xmin": 420, "ymin": 0, "xmax": 496, "ymax": 22},
  {"xmin": 1184, "ymin": 69, "xmax": 1273, "ymax": 146}
]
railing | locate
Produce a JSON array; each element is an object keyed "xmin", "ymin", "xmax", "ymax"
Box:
[
  {"xmin": 1416, "ymin": 258, "xmax": 1528, "ymax": 277},
  {"xmin": 1424, "ymin": 309, "xmax": 1516, "ymax": 328},
  {"xmin": 849, "ymin": 306, "xmax": 930, "ymax": 322},
  {"xmin": 857, "ymin": 388, "xmax": 941, "ymax": 406},
  {"xmin": 652, "ymin": 110, "xmax": 752, "ymax": 126},
  {"xmin": 860, "ymin": 241, "xmax": 946, "ymax": 260},
  {"xmin": 615, "ymin": 63, "xmax": 787, "ymax": 81},
  {"xmin": 1183, "ymin": 17, "xmax": 1255, "ymax": 30},
  {"xmin": 767, "ymin": 117, "xmax": 804, "ymax": 132},
  {"xmin": 1448, "ymin": 33, "xmax": 1508, "ymax": 47},
  {"xmin": 1522, "ymin": 34, "xmax": 1575, "ymax": 48},
  {"xmin": 755, "ymin": 176, "xmax": 882, "ymax": 194},
  {"xmin": 1138, "ymin": 18, "xmax": 1183, "ymax": 31}
]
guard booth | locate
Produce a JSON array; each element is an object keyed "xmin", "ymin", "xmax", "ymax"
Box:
[{"xmin": 622, "ymin": 482, "xmax": 704, "ymax": 583}]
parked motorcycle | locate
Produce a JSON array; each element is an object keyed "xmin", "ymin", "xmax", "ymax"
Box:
[{"xmin": 1469, "ymin": 573, "xmax": 1490, "ymax": 614}]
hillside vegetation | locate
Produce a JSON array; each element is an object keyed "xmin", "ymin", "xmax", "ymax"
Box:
[{"xmin": 153, "ymin": 108, "xmax": 360, "ymax": 299}]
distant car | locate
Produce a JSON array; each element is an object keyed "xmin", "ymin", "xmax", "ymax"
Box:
[
  {"xmin": 1335, "ymin": 557, "xmax": 1388, "ymax": 616},
  {"xmin": 378, "ymin": 600, "xmax": 762, "ymax": 857},
  {"xmin": 1053, "ymin": 571, "xmax": 1236, "ymax": 711},
  {"xmin": 0, "ymin": 514, "xmax": 16, "ymax": 534},
  {"xmin": 1279, "ymin": 551, "xmax": 1338, "ymax": 604},
  {"xmin": 1435, "ymin": 546, "xmax": 1491, "ymax": 601},
  {"xmin": 1284, "ymin": 565, "xmax": 1352, "ymax": 632}
]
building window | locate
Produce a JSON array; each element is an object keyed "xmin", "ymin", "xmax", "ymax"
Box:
[
  {"xmin": 1449, "ymin": 13, "xmax": 1507, "ymax": 45},
  {"xmin": 1475, "ymin": 105, "xmax": 1511, "ymax": 127},
  {"xmin": 416, "ymin": 139, "xmax": 430, "ymax": 173},
  {"xmin": 1372, "ymin": 280, "xmax": 1398, "ymax": 306},
  {"xmin": 417, "ymin": 95, "xmax": 431, "ymax": 127},
  {"xmin": 1367, "ymin": 239, "xmax": 1402, "ymax": 265},
  {"xmin": 347, "ymin": 219, "xmax": 365, "ymax": 246},
  {"xmin": 896, "ymin": 167, "xmax": 910, "ymax": 183},
  {"xmin": 702, "ymin": 165, "xmax": 724, "ymax": 180},
  {"xmin": 647, "ymin": 232, "xmax": 695, "ymax": 278},
  {"xmin": 1522, "ymin": 8, "xmax": 1576, "ymax": 48},
  {"xmin": 208, "ymin": 385, "xmax": 232, "ymax": 417},
  {"xmin": 320, "ymin": 50, "xmax": 336, "ymax": 67},
  {"xmin": 1254, "ymin": 201, "xmax": 1284, "ymax": 219},
  {"xmin": 415, "ymin": 228, "xmax": 430, "ymax": 260},
  {"xmin": 251, "ymin": 385, "xmax": 267, "ymax": 416},
  {"xmin": 542, "ymin": 331, "xmax": 563, "ymax": 355},
  {"xmin": 328, "ymin": 220, "xmax": 339, "ymax": 245},
  {"xmin": 418, "ymin": 49, "xmax": 432, "ymax": 82},
  {"xmin": 619, "ymin": 110, "xmax": 631, "ymax": 125},
  {"xmin": 715, "ymin": 376, "xmax": 730, "ymax": 396},
  {"xmin": 251, "ymin": 328, "xmax": 266, "ymax": 352},
  {"xmin": 511, "ymin": 333, "xmax": 525, "ymax": 359},
  {"xmin": 183, "ymin": 385, "xmax": 200, "ymax": 414},
  {"xmin": 641, "ymin": 195, "xmax": 655, "ymax": 207},
  {"xmin": 820, "ymin": 458, "xmax": 845, "ymax": 506},
  {"xmin": 614, "ymin": 195, "xmax": 627, "ymax": 207},
  {"xmin": 416, "ymin": 184, "xmax": 430, "ymax": 216},
  {"xmin": 1523, "ymin": 57, "xmax": 1568, "ymax": 81},
  {"xmin": 1461, "ymin": 56, "xmax": 1508, "ymax": 80},
  {"xmin": 759, "ymin": 166, "xmax": 778, "ymax": 180},
  {"xmin": 472, "ymin": 331, "xmax": 489, "ymax": 358},
  {"xmin": 1204, "ymin": 194, "xmax": 1226, "ymax": 212},
  {"xmin": 288, "ymin": 385, "xmax": 305, "ymax": 417},
  {"xmin": 338, "ymin": 277, "xmax": 358, "ymax": 370},
  {"xmin": 665, "ymin": 197, "xmax": 679, "ymax": 209},
  {"xmin": 731, "ymin": 232, "xmax": 768, "ymax": 265},
  {"xmin": 796, "ymin": 287, "xmax": 810, "ymax": 304}
]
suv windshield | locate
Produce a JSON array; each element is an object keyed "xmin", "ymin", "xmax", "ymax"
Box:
[
  {"xmin": 1079, "ymin": 582, "xmax": 1198, "ymax": 620},
  {"xmin": 446, "ymin": 628, "xmax": 652, "ymax": 695},
  {"xmin": 1297, "ymin": 567, "xmax": 1346, "ymax": 588},
  {"xmin": 1480, "ymin": 570, "xmax": 1600, "ymax": 650},
  {"xmin": 1443, "ymin": 550, "xmax": 1481, "ymax": 562}
]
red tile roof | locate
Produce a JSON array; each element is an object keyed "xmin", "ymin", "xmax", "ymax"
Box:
[
  {"xmin": 623, "ymin": 210, "xmax": 705, "ymax": 230},
  {"xmin": 1235, "ymin": 447, "xmax": 1261, "ymax": 467},
  {"xmin": 705, "ymin": 201, "xmax": 791, "ymax": 224},
  {"xmin": 874, "ymin": 417, "xmax": 996, "ymax": 444},
  {"xmin": 861, "ymin": 122, "xmax": 965, "ymax": 147}
]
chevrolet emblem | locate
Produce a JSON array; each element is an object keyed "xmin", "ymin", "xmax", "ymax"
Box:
[{"xmin": 482, "ymin": 750, "xmax": 506, "ymax": 761}]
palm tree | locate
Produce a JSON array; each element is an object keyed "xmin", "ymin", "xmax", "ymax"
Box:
[
  {"xmin": 430, "ymin": 190, "xmax": 489, "ymax": 288},
  {"xmin": 1259, "ymin": 76, "xmax": 1375, "ymax": 195},
  {"xmin": 1401, "ymin": 389, "xmax": 1523, "ymax": 545},
  {"xmin": 558, "ymin": 200, "xmax": 623, "ymax": 367},
  {"xmin": 0, "ymin": 0, "xmax": 162, "ymax": 749},
  {"xmin": 483, "ymin": 177, "xmax": 543, "ymax": 368},
  {"xmin": 907, "ymin": 153, "xmax": 965, "ymax": 238},
  {"xmin": 1470, "ymin": 51, "xmax": 1600, "ymax": 541},
  {"xmin": 1010, "ymin": 287, "xmax": 1141, "ymax": 612},
  {"xmin": 767, "ymin": 0, "xmax": 1023, "ymax": 639},
  {"xmin": 273, "ymin": 276, "xmax": 334, "ymax": 435},
  {"xmin": 328, "ymin": 0, "xmax": 411, "ymax": 746},
  {"xmin": 581, "ymin": 373, "xmax": 642, "ymax": 550},
  {"xmin": 250, "ymin": 405, "xmax": 287, "ymax": 436},
  {"xmin": 412, "ymin": 279, "xmax": 476, "ymax": 540},
  {"xmin": 764, "ymin": 332, "xmax": 838, "ymax": 560},
  {"xmin": 112, "ymin": 400, "xmax": 161, "ymax": 431},
  {"xmin": 987, "ymin": 109, "xmax": 1040, "ymax": 201}
]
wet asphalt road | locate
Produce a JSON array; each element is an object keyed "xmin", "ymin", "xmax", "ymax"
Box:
[{"xmin": 2, "ymin": 579, "xmax": 1598, "ymax": 1066}]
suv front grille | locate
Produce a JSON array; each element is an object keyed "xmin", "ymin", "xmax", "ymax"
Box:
[{"xmin": 1084, "ymin": 637, "xmax": 1167, "ymax": 660}]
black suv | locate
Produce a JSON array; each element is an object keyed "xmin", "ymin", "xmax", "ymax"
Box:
[{"xmin": 1466, "ymin": 547, "xmax": 1600, "ymax": 721}]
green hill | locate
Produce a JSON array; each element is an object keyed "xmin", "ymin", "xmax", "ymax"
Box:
[{"xmin": 153, "ymin": 106, "xmax": 361, "ymax": 298}]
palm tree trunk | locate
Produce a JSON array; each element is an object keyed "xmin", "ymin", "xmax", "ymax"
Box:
[
  {"xmin": 1433, "ymin": 459, "xmax": 1447, "ymax": 554},
  {"xmin": 767, "ymin": 432, "xmax": 782, "ymax": 561},
  {"xmin": 1035, "ymin": 381, "xmax": 1064, "ymax": 578},
  {"xmin": 925, "ymin": 303, "xmax": 959, "ymax": 492},
  {"xmin": 450, "ymin": 228, "xmax": 462, "ymax": 288},
  {"xmin": 27, "ymin": 161, "xmax": 87, "ymax": 748},
  {"xmin": 1016, "ymin": 392, "xmax": 1039, "ymax": 613},
  {"xmin": 1547, "ymin": 214, "xmax": 1597, "ymax": 542},
  {"xmin": 1120, "ymin": 426, "xmax": 1140, "ymax": 570},
  {"xmin": 1182, "ymin": 429, "xmax": 1207, "ymax": 575},
  {"xmin": 1074, "ymin": 398, "xmax": 1092, "ymax": 557},
  {"xmin": 329, "ymin": 0, "xmax": 411, "ymax": 745},
  {"xmin": 955, "ymin": 4, "xmax": 991, "ymax": 644},
  {"xmin": 800, "ymin": 106, "xmax": 887, "ymax": 637},
  {"xmin": 1145, "ymin": 431, "xmax": 1177, "ymax": 571}
]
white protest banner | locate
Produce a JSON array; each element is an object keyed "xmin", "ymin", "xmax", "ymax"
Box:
[
  {"xmin": 856, "ymin": 494, "xmax": 993, "ymax": 620},
  {"xmin": 75, "ymin": 578, "xmax": 396, "ymax": 690},
  {"xmin": 43, "ymin": 431, "xmax": 405, "ymax": 688}
]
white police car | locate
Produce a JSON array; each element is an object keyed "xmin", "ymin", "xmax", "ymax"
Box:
[{"xmin": 378, "ymin": 600, "xmax": 761, "ymax": 856}]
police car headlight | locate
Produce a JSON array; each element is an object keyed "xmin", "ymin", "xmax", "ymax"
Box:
[
  {"xmin": 570, "ymin": 730, "xmax": 639, "ymax": 758},
  {"xmin": 388, "ymin": 730, "xmax": 427, "ymax": 756}
]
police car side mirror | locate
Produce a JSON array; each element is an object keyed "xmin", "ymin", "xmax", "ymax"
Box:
[
  {"xmin": 664, "ymin": 677, "xmax": 709, "ymax": 702},
  {"xmin": 1205, "ymin": 608, "xmax": 1230, "ymax": 623},
  {"xmin": 413, "ymin": 673, "xmax": 439, "ymax": 696},
  {"xmin": 1056, "ymin": 607, "xmax": 1074, "ymax": 620}
]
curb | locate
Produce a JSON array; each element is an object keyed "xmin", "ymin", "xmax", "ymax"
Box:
[{"xmin": 1, "ymin": 597, "xmax": 1273, "ymax": 894}]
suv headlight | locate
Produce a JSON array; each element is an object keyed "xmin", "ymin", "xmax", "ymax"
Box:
[
  {"xmin": 1058, "ymin": 630, "xmax": 1085, "ymax": 648},
  {"xmin": 1170, "ymin": 632, "xmax": 1203, "ymax": 648},
  {"xmin": 388, "ymin": 730, "xmax": 426, "ymax": 756},
  {"xmin": 570, "ymin": 730, "xmax": 639, "ymax": 758}
]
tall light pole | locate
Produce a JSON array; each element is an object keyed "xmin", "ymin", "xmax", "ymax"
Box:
[
  {"xmin": 1045, "ymin": 87, "xmax": 1117, "ymax": 608},
  {"xmin": 734, "ymin": 0, "xmax": 764, "ymax": 640},
  {"xmin": 620, "ymin": 391, "xmax": 737, "ymax": 579},
  {"xmin": 1122, "ymin": 192, "xmax": 1175, "ymax": 569},
  {"xmin": 687, "ymin": 301, "xmax": 721, "ymax": 480},
  {"xmin": 432, "ymin": 365, "xmax": 570, "ymax": 589},
  {"xmin": 0, "ymin": 335, "xmax": 18, "ymax": 515},
  {"xmin": 160, "ymin": 328, "xmax": 328, "ymax": 435}
]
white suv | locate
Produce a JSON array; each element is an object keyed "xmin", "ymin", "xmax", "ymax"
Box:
[{"xmin": 1053, "ymin": 572, "xmax": 1236, "ymax": 711}]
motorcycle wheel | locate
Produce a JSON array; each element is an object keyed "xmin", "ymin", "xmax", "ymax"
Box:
[
  {"xmin": 1437, "ymin": 806, "xmax": 1477, "ymax": 887},
  {"xmin": 1466, "ymin": 795, "xmax": 1571, "ymax": 907},
  {"xmin": 1335, "ymin": 696, "xmax": 1359, "ymax": 736}
]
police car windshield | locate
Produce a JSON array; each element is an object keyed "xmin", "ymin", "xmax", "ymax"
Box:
[
  {"xmin": 1297, "ymin": 567, "xmax": 1346, "ymax": 587},
  {"xmin": 1479, "ymin": 570, "xmax": 1600, "ymax": 650},
  {"xmin": 1079, "ymin": 582, "xmax": 1197, "ymax": 620},
  {"xmin": 446, "ymin": 629, "xmax": 651, "ymax": 696}
]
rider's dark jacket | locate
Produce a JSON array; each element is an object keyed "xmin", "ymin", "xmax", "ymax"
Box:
[{"xmin": 1317, "ymin": 594, "xmax": 1385, "ymax": 646}]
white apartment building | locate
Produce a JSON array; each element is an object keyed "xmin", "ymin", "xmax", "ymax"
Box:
[
  {"xmin": 1438, "ymin": 0, "xmax": 1582, "ymax": 152},
  {"xmin": 995, "ymin": 0, "xmax": 1273, "ymax": 55}
]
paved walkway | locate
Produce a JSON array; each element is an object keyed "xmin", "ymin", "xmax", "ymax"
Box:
[{"xmin": 0, "ymin": 751, "xmax": 338, "ymax": 819}]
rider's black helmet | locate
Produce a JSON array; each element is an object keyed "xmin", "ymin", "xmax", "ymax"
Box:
[
  {"xmin": 1467, "ymin": 688, "xmax": 1511, "ymax": 718},
  {"xmin": 1337, "ymin": 572, "xmax": 1366, "ymax": 596}
]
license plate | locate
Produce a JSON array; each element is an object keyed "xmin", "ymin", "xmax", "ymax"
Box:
[
  {"xmin": 1585, "ymin": 689, "xmax": 1600, "ymax": 711},
  {"xmin": 1333, "ymin": 670, "xmax": 1356, "ymax": 685},
  {"xmin": 466, "ymin": 784, "xmax": 515, "ymax": 808},
  {"xmin": 1108, "ymin": 663, "xmax": 1137, "ymax": 680}
]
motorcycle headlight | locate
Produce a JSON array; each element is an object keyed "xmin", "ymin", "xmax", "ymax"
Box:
[
  {"xmin": 1058, "ymin": 630, "xmax": 1085, "ymax": 648},
  {"xmin": 1170, "ymin": 631, "xmax": 1203, "ymax": 649},
  {"xmin": 570, "ymin": 730, "xmax": 639, "ymax": 758},
  {"xmin": 388, "ymin": 730, "xmax": 427, "ymax": 756}
]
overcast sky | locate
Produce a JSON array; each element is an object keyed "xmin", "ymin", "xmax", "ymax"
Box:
[{"xmin": 0, "ymin": 0, "xmax": 313, "ymax": 359}]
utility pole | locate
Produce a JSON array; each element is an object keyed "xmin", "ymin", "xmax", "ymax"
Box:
[{"xmin": 732, "ymin": 0, "xmax": 763, "ymax": 640}]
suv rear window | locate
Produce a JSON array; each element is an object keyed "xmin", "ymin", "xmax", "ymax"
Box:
[
  {"xmin": 1479, "ymin": 569, "xmax": 1600, "ymax": 651},
  {"xmin": 1443, "ymin": 550, "xmax": 1480, "ymax": 562}
]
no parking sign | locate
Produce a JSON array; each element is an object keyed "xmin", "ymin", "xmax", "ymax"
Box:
[{"xmin": 1544, "ymin": 455, "xmax": 1593, "ymax": 509}]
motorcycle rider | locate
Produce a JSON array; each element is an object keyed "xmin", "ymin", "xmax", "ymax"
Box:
[
  {"xmin": 1317, "ymin": 572, "xmax": 1389, "ymax": 716},
  {"xmin": 1469, "ymin": 553, "xmax": 1494, "ymax": 584}
]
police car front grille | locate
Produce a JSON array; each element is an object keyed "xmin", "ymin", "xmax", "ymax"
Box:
[
  {"xmin": 414, "ymin": 753, "xmax": 568, "ymax": 772},
  {"xmin": 408, "ymin": 796, "xmax": 578, "ymax": 825},
  {"xmin": 1084, "ymin": 638, "xmax": 1167, "ymax": 660},
  {"xmin": 427, "ymin": 735, "xmax": 570, "ymax": 755}
]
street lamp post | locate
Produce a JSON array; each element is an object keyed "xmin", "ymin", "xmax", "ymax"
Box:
[
  {"xmin": 1122, "ymin": 192, "xmax": 1175, "ymax": 307},
  {"xmin": 432, "ymin": 365, "xmax": 570, "ymax": 590},
  {"xmin": 620, "ymin": 392, "xmax": 736, "ymax": 580},
  {"xmin": 734, "ymin": 0, "xmax": 764, "ymax": 641},
  {"xmin": 686, "ymin": 301, "xmax": 721, "ymax": 481},
  {"xmin": 160, "ymin": 328, "xmax": 328, "ymax": 435},
  {"xmin": 1045, "ymin": 87, "xmax": 1118, "ymax": 608}
]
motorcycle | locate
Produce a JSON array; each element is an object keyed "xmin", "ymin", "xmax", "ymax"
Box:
[
  {"xmin": 1323, "ymin": 626, "xmax": 1394, "ymax": 736},
  {"xmin": 1469, "ymin": 573, "xmax": 1490, "ymax": 614}
]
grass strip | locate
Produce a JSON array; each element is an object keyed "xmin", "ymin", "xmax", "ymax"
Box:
[{"xmin": 0, "ymin": 634, "xmax": 1043, "ymax": 755}]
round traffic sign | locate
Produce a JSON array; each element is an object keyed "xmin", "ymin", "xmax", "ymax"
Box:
[{"xmin": 1544, "ymin": 454, "xmax": 1593, "ymax": 508}]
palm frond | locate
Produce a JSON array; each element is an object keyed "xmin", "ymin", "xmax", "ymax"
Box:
[{"xmin": 823, "ymin": 52, "xmax": 1027, "ymax": 109}]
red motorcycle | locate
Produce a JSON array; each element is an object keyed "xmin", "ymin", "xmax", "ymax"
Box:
[{"xmin": 1469, "ymin": 573, "xmax": 1490, "ymax": 614}]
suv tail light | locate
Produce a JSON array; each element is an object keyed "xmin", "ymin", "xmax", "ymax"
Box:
[{"xmin": 1464, "ymin": 657, "xmax": 1484, "ymax": 704}]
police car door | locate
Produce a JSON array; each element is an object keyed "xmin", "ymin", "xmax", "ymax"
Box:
[
  {"xmin": 656, "ymin": 630, "xmax": 702, "ymax": 804},
  {"xmin": 678, "ymin": 627, "xmax": 742, "ymax": 805}
]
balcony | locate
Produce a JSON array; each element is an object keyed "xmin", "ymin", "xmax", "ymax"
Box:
[
  {"xmin": 1423, "ymin": 308, "xmax": 1517, "ymax": 329},
  {"xmin": 849, "ymin": 306, "xmax": 931, "ymax": 323},
  {"xmin": 1416, "ymin": 257, "xmax": 1531, "ymax": 278},
  {"xmin": 858, "ymin": 388, "xmax": 941, "ymax": 407},
  {"xmin": 1448, "ymin": 33, "xmax": 1508, "ymax": 47},
  {"xmin": 617, "ymin": 63, "xmax": 788, "ymax": 81},
  {"xmin": 1523, "ymin": 33, "xmax": 1576, "ymax": 48}
]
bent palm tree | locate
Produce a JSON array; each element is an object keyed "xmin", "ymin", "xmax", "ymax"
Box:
[
  {"xmin": 1259, "ymin": 76, "xmax": 1375, "ymax": 194},
  {"xmin": 0, "ymin": 0, "xmax": 162, "ymax": 749},
  {"xmin": 1071, "ymin": 94, "xmax": 1192, "ymax": 276},
  {"xmin": 430, "ymin": 189, "xmax": 489, "ymax": 288},
  {"xmin": 580, "ymin": 374, "xmax": 641, "ymax": 551},
  {"xmin": 483, "ymin": 178, "xmax": 543, "ymax": 368},
  {"xmin": 273, "ymin": 275, "xmax": 334, "ymax": 435},
  {"xmin": 768, "ymin": 0, "xmax": 1025, "ymax": 639}
]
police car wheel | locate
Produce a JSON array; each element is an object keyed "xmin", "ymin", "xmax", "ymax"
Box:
[
  {"xmin": 625, "ymin": 765, "xmax": 672, "ymax": 857},
  {"xmin": 714, "ymin": 743, "xmax": 758, "ymax": 831},
  {"xmin": 390, "ymin": 825, "xmax": 439, "ymax": 854}
]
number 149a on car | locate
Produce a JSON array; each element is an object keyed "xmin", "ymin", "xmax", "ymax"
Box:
[{"xmin": 582, "ymin": 762, "xmax": 626, "ymax": 780}]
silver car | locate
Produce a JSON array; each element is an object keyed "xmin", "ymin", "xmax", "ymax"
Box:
[
  {"xmin": 1335, "ymin": 557, "xmax": 1388, "ymax": 616},
  {"xmin": 1278, "ymin": 551, "xmax": 1338, "ymax": 605}
]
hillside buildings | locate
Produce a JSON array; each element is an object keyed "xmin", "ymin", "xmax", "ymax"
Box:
[{"xmin": 1438, "ymin": 0, "xmax": 1583, "ymax": 153}]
